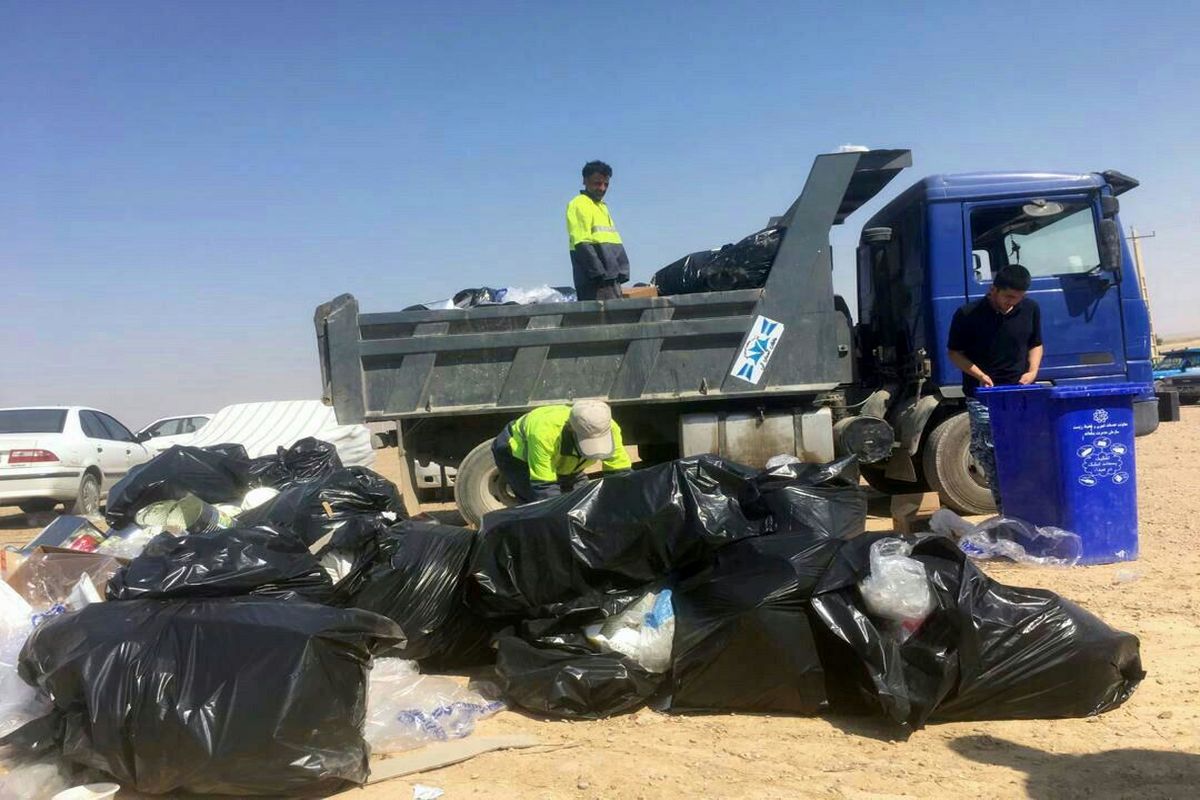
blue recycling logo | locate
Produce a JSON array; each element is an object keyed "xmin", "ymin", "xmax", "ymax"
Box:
[
  {"xmin": 1076, "ymin": 436, "xmax": 1130, "ymax": 487},
  {"xmin": 734, "ymin": 318, "xmax": 780, "ymax": 380}
]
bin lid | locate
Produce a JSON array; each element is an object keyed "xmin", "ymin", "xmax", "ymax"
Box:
[
  {"xmin": 976, "ymin": 385, "xmax": 1050, "ymax": 396},
  {"xmin": 1049, "ymin": 382, "xmax": 1149, "ymax": 399}
]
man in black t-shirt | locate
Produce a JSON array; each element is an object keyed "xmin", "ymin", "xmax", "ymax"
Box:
[{"xmin": 947, "ymin": 264, "xmax": 1044, "ymax": 509}]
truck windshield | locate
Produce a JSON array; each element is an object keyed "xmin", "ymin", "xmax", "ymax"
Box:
[
  {"xmin": 971, "ymin": 199, "xmax": 1100, "ymax": 278},
  {"xmin": 0, "ymin": 409, "xmax": 68, "ymax": 434}
]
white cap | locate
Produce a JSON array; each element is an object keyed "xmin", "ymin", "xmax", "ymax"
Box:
[{"xmin": 569, "ymin": 400, "xmax": 616, "ymax": 460}]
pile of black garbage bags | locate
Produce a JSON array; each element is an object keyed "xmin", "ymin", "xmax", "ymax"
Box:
[
  {"xmin": 1, "ymin": 439, "xmax": 1144, "ymax": 796},
  {"xmin": 653, "ymin": 225, "xmax": 783, "ymax": 295}
]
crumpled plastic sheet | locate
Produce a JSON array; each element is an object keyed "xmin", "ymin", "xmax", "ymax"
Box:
[
  {"xmin": 365, "ymin": 658, "xmax": 502, "ymax": 754},
  {"xmin": 930, "ymin": 510, "xmax": 1083, "ymax": 567}
]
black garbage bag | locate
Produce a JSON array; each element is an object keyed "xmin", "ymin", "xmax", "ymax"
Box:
[
  {"xmin": 104, "ymin": 445, "xmax": 252, "ymax": 529},
  {"xmin": 237, "ymin": 466, "xmax": 405, "ymax": 547},
  {"xmin": 494, "ymin": 632, "xmax": 663, "ymax": 720},
  {"xmin": 106, "ymin": 526, "xmax": 333, "ymax": 603},
  {"xmin": 468, "ymin": 456, "xmax": 762, "ymax": 620},
  {"xmin": 808, "ymin": 535, "xmax": 1144, "ymax": 731},
  {"xmin": 652, "ymin": 226, "xmax": 782, "ymax": 296},
  {"xmin": 9, "ymin": 598, "xmax": 403, "ymax": 796},
  {"xmin": 670, "ymin": 532, "xmax": 841, "ymax": 713},
  {"xmin": 341, "ymin": 521, "xmax": 493, "ymax": 668},
  {"xmin": 247, "ymin": 437, "xmax": 344, "ymax": 488},
  {"xmin": 740, "ymin": 456, "xmax": 867, "ymax": 539},
  {"xmin": 321, "ymin": 514, "xmax": 398, "ymax": 604}
]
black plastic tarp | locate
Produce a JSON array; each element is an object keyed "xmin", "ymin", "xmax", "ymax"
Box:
[
  {"xmin": 467, "ymin": 456, "xmax": 762, "ymax": 621},
  {"xmin": 104, "ymin": 445, "xmax": 251, "ymax": 528},
  {"xmin": 340, "ymin": 520, "xmax": 493, "ymax": 668},
  {"xmin": 106, "ymin": 526, "xmax": 333, "ymax": 603},
  {"xmin": 9, "ymin": 598, "xmax": 403, "ymax": 796},
  {"xmin": 652, "ymin": 227, "xmax": 782, "ymax": 296},
  {"xmin": 670, "ymin": 532, "xmax": 841, "ymax": 713},
  {"xmin": 237, "ymin": 466, "xmax": 405, "ymax": 547}
]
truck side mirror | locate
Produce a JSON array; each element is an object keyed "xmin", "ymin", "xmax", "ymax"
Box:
[
  {"xmin": 1101, "ymin": 195, "xmax": 1120, "ymax": 219},
  {"xmin": 1099, "ymin": 219, "xmax": 1123, "ymax": 280}
]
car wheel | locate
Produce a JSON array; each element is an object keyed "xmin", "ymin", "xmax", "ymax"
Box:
[
  {"xmin": 71, "ymin": 472, "xmax": 102, "ymax": 517},
  {"xmin": 454, "ymin": 439, "xmax": 519, "ymax": 528},
  {"xmin": 922, "ymin": 413, "xmax": 997, "ymax": 515}
]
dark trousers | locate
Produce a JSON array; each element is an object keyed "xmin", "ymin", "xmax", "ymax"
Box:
[
  {"xmin": 572, "ymin": 269, "xmax": 625, "ymax": 301},
  {"xmin": 492, "ymin": 425, "xmax": 538, "ymax": 502}
]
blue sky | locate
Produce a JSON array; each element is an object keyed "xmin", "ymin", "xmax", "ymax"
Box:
[{"xmin": 3, "ymin": 1, "xmax": 1197, "ymax": 427}]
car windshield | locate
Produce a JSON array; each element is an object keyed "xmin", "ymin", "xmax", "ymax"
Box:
[
  {"xmin": 1156, "ymin": 357, "xmax": 1183, "ymax": 370},
  {"xmin": 0, "ymin": 409, "xmax": 68, "ymax": 434}
]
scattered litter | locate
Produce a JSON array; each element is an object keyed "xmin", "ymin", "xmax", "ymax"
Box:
[
  {"xmin": 585, "ymin": 589, "xmax": 674, "ymax": 673},
  {"xmin": 1114, "ymin": 569, "xmax": 1140, "ymax": 584},
  {"xmin": 931, "ymin": 510, "xmax": 1083, "ymax": 567},
  {"xmin": 21, "ymin": 517, "xmax": 105, "ymax": 554},
  {"xmin": 365, "ymin": 658, "xmax": 503, "ymax": 754},
  {"xmin": 412, "ymin": 785, "xmax": 444, "ymax": 800},
  {"xmin": 134, "ymin": 494, "xmax": 234, "ymax": 536},
  {"xmin": 5, "ymin": 549, "xmax": 124, "ymax": 611}
]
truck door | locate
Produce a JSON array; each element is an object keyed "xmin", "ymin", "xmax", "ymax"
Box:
[{"xmin": 964, "ymin": 195, "xmax": 1126, "ymax": 382}]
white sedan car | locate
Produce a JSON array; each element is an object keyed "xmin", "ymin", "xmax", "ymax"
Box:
[
  {"xmin": 0, "ymin": 407, "xmax": 155, "ymax": 517},
  {"xmin": 136, "ymin": 413, "xmax": 213, "ymax": 453}
]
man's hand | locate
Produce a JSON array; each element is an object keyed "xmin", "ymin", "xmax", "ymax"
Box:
[
  {"xmin": 977, "ymin": 371, "xmax": 995, "ymax": 388},
  {"xmin": 1018, "ymin": 371, "xmax": 1037, "ymax": 385}
]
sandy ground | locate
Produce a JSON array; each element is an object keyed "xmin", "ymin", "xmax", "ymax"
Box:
[{"xmin": 2, "ymin": 409, "xmax": 1198, "ymax": 799}]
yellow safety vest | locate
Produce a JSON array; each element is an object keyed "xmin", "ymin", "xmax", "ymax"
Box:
[
  {"xmin": 508, "ymin": 404, "xmax": 632, "ymax": 484},
  {"xmin": 567, "ymin": 193, "xmax": 630, "ymax": 282}
]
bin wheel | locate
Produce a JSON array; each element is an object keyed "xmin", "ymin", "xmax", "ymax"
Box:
[
  {"xmin": 454, "ymin": 439, "xmax": 519, "ymax": 528},
  {"xmin": 922, "ymin": 413, "xmax": 997, "ymax": 516}
]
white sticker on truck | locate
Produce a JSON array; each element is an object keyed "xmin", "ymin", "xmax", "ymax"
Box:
[{"xmin": 730, "ymin": 315, "xmax": 785, "ymax": 385}]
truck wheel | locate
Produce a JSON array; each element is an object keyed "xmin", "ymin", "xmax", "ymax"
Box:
[
  {"xmin": 454, "ymin": 440, "xmax": 519, "ymax": 528},
  {"xmin": 70, "ymin": 472, "xmax": 102, "ymax": 517},
  {"xmin": 922, "ymin": 413, "xmax": 997, "ymax": 516}
]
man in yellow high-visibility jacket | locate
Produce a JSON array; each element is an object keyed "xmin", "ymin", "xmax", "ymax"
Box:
[
  {"xmin": 567, "ymin": 160, "xmax": 630, "ymax": 301},
  {"xmin": 491, "ymin": 400, "xmax": 632, "ymax": 502}
]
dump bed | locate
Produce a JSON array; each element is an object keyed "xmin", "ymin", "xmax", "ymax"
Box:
[{"xmin": 316, "ymin": 149, "xmax": 911, "ymax": 424}]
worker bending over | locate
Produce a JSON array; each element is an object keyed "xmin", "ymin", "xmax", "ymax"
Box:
[
  {"xmin": 492, "ymin": 400, "xmax": 632, "ymax": 502},
  {"xmin": 567, "ymin": 160, "xmax": 630, "ymax": 301},
  {"xmin": 947, "ymin": 264, "xmax": 1044, "ymax": 511}
]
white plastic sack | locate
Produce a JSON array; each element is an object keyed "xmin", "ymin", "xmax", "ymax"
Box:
[
  {"xmin": 0, "ymin": 583, "xmax": 51, "ymax": 738},
  {"xmin": 585, "ymin": 589, "xmax": 675, "ymax": 673},
  {"xmin": 858, "ymin": 538, "xmax": 934, "ymax": 639},
  {"xmin": 492, "ymin": 285, "xmax": 573, "ymax": 305},
  {"xmin": 365, "ymin": 659, "xmax": 503, "ymax": 754}
]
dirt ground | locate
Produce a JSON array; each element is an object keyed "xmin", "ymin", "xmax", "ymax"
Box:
[{"xmin": 2, "ymin": 409, "xmax": 1198, "ymax": 799}]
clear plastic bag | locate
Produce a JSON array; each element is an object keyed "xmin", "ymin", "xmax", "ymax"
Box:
[
  {"xmin": 0, "ymin": 583, "xmax": 51, "ymax": 739},
  {"xmin": 857, "ymin": 538, "xmax": 934, "ymax": 639},
  {"xmin": 365, "ymin": 659, "xmax": 503, "ymax": 754},
  {"xmin": 584, "ymin": 589, "xmax": 675, "ymax": 673},
  {"xmin": 931, "ymin": 510, "xmax": 1082, "ymax": 567}
]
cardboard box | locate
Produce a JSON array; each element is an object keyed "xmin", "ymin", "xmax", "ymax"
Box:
[
  {"xmin": 622, "ymin": 285, "xmax": 659, "ymax": 299},
  {"xmin": 5, "ymin": 546, "xmax": 127, "ymax": 608}
]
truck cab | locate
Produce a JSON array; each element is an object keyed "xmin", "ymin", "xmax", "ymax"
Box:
[{"xmin": 856, "ymin": 169, "xmax": 1155, "ymax": 512}]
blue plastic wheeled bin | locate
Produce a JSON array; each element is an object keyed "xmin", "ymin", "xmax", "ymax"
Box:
[{"xmin": 978, "ymin": 383, "xmax": 1145, "ymax": 565}]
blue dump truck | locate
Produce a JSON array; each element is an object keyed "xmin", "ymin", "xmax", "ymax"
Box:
[{"xmin": 316, "ymin": 148, "xmax": 1167, "ymax": 524}]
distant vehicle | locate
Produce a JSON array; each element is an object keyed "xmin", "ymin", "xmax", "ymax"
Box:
[
  {"xmin": 0, "ymin": 407, "xmax": 155, "ymax": 517},
  {"xmin": 1154, "ymin": 348, "xmax": 1200, "ymax": 403},
  {"xmin": 135, "ymin": 414, "xmax": 213, "ymax": 452}
]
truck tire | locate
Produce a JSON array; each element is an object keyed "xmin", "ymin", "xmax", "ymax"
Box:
[
  {"xmin": 922, "ymin": 413, "xmax": 997, "ymax": 516},
  {"xmin": 454, "ymin": 439, "xmax": 519, "ymax": 528}
]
